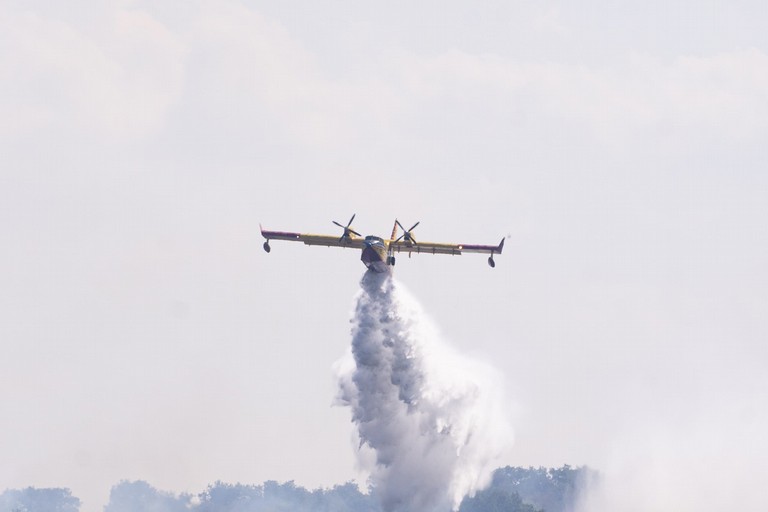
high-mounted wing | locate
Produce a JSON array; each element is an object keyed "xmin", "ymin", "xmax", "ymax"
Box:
[
  {"xmin": 261, "ymin": 227, "xmax": 366, "ymax": 250},
  {"xmin": 390, "ymin": 238, "xmax": 505, "ymax": 256},
  {"xmin": 391, "ymin": 237, "xmax": 505, "ymax": 267},
  {"xmin": 261, "ymin": 214, "xmax": 367, "ymax": 253},
  {"xmin": 388, "ymin": 218, "xmax": 505, "ymax": 267}
]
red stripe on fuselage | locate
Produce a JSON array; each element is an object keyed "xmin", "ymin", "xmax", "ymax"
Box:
[{"xmin": 261, "ymin": 230, "xmax": 301, "ymax": 239}]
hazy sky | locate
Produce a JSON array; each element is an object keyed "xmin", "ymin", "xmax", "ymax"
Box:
[{"xmin": 1, "ymin": 1, "xmax": 767, "ymax": 511}]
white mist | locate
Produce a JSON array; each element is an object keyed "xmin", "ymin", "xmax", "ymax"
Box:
[{"xmin": 336, "ymin": 271, "xmax": 513, "ymax": 512}]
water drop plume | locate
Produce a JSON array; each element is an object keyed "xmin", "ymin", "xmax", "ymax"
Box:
[{"xmin": 336, "ymin": 270, "xmax": 513, "ymax": 512}]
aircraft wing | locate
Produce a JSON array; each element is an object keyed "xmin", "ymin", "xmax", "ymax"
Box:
[
  {"xmin": 390, "ymin": 238, "xmax": 505, "ymax": 256},
  {"xmin": 261, "ymin": 226, "xmax": 366, "ymax": 249}
]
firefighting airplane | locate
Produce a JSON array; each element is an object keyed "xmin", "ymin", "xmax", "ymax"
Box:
[{"xmin": 261, "ymin": 215, "xmax": 504, "ymax": 272}]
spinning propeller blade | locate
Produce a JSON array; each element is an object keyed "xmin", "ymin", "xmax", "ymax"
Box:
[
  {"xmin": 333, "ymin": 214, "xmax": 360, "ymax": 242},
  {"xmin": 395, "ymin": 219, "xmax": 420, "ymax": 245}
]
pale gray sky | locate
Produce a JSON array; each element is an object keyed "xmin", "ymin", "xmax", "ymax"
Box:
[{"xmin": 1, "ymin": 1, "xmax": 767, "ymax": 511}]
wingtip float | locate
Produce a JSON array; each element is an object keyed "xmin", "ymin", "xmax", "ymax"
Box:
[{"xmin": 261, "ymin": 215, "xmax": 505, "ymax": 272}]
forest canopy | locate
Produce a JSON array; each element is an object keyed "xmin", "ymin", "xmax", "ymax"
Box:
[{"xmin": 0, "ymin": 465, "xmax": 594, "ymax": 512}]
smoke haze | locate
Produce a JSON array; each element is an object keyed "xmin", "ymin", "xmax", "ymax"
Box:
[{"xmin": 336, "ymin": 271, "xmax": 513, "ymax": 512}]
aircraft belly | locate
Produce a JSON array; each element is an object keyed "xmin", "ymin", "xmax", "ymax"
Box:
[{"xmin": 361, "ymin": 245, "xmax": 389, "ymax": 273}]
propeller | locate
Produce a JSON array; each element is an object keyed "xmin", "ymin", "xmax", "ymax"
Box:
[
  {"xmin": 333, "ymin": 214, "xmax": 361, "ymax": 242},
  {"xmin": 394, "ymin": 220, "xmax": 420, "ymax": 245}
]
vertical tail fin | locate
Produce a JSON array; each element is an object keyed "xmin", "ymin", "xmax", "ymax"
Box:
[{"xmin": 390, "ymin": 220, "xmax": 399, "ymax": 241}]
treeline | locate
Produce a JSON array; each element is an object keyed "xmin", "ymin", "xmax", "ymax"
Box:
[
  {"xmin": 0, "ymin": 465, "xmax": 594, "ymax": 512},
  {"xmin": 0, "ymin": 488, "xmax": 80, "ymax": 512}
]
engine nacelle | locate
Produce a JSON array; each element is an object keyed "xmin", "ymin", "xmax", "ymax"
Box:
[
  {"xmin": 488, "ymin": 255, "xmax": 495, "ymax": 268},
  {"xmin": 263, "ymin": 241, "xmax": 271, "ymax": 253}
]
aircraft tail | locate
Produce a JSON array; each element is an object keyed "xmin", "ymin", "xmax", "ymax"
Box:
[{"xmin": 390, "ymin": 220, "xmax": 399, "ymax": 241}]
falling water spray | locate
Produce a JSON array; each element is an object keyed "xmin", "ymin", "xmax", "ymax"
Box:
[{"xmin": 336, "ymin": 271, "xmax": 513, "ymax": 512}]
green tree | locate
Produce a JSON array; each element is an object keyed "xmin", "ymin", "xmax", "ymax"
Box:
[
  {"xmin": 460, "ymin": 488, "xmax": 542, "ymax": 512},
  {"xmin": 0, "ymin": 487, "xmax": 80, "ymax": 512}
]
